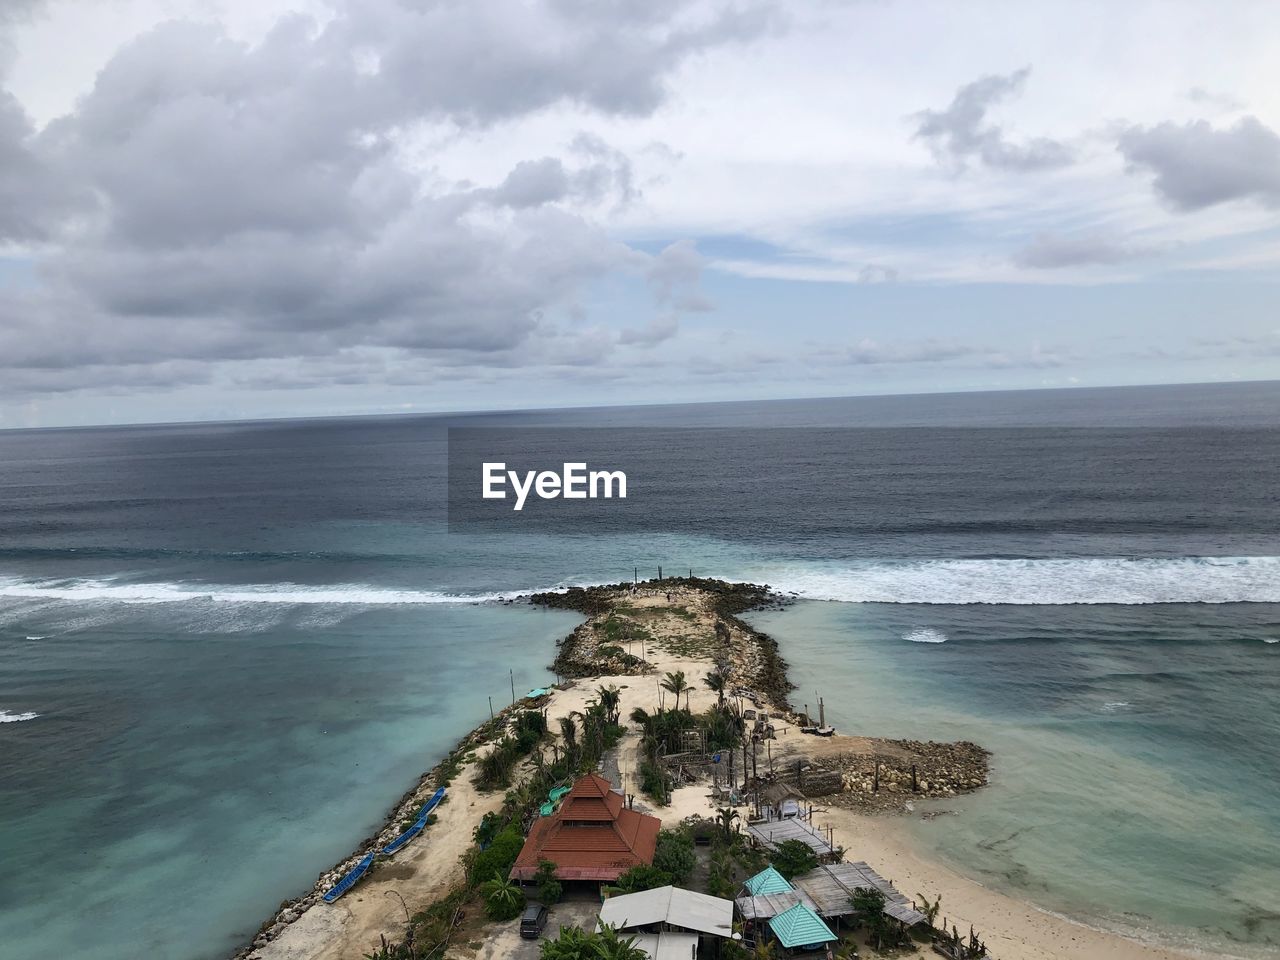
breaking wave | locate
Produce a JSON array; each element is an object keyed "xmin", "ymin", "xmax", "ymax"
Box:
[
  {"xmin": 768, "ymin": 556, "xmax": 1280, "ymax": 604},
  {"xmin": 0, "ymin": 709, "xmax": 39, "ymax": 723},
  {"xmin": 903, "ymin": 627, "xmax": 948, "ymax": 643},
  {"xmin": 0, "ymin": 577, "xmax": 558, "ymax": 606}
]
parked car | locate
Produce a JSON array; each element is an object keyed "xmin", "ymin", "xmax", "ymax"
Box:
[{"xmin": 519, "ymin": 903, "xmax": 549, "ymax": 939}]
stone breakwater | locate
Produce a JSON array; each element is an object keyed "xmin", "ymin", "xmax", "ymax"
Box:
[
  {"xmin": 532, "ymin": 577, "xmax": 794, "ymax": 707},
  {"xmin": 803, "ymin": 740, "xmax": 991, "ymax": 813}
]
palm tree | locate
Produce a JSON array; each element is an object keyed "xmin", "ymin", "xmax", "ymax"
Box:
[
  {"xmin": 596, "ymin": 685, "xmax": 621, "ymax": 725},
  {"xmin": 558, "ymin": 715, "xmax": 578, "ymax": 749},
  {"xmin": 916, "ymin": 890, "xmax": 942, "ymax": 927},
  {"xmin": 661, "ymin": 670, "xmax": 690, "ymax": 712},
  {"xmin": 541, "ymin": 925, "xmax": 593, "ymax": 960},
  {"xmin": 702, "ymin": 669, "xmax": 729, "ymax": 707},
  {"xmin": 715, "ymin": 806, "xmax": 740, "ymax": 841},
  {"xmin": 629, "ymin": 706, "xmax": 653, "ymax": 732},
  {"xmin": 479, "ymin": 871, "xmax": 524, "ymax": 920},
  {"xmin": 593, "ymin": 923, "xmax": 648, "ymax": 960}
]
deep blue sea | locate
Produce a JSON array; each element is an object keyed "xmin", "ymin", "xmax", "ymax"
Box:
[{"xmin": 1, "ymin": 382, "xmax": 1278, "ymax": 959}]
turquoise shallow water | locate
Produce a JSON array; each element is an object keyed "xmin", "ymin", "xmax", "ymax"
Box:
[
  {"xmin": 749, "ymin": 600, "xmax": 1280, "ymax": 958},
  {"xmin": 0, "ymin": 602, "xmax": 578, "ymax": 958}
]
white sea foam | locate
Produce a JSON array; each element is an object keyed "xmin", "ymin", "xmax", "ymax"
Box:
[
  {"xmin": 903, "ymin": 627, "xmax": 948, "ymax": 643},
  {"xmin": 0, "ymin": 577, "xmax": 560, "ymax": 606},
  {"xmin": 0, "ymin": 709, "xmax": 39, "ymax": 723},
  {"xmin": 1263, "ymin": 638, "xmax": 1279, "ymax": 644},
  {"xmin": 24, "ymin": 635, "xmax": 48, "ymax": 640},
  {"xmin": 765, "ymin": 556, "xmax": 1280, "ymax": 605}
]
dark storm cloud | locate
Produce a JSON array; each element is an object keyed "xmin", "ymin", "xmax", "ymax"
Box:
[
  {"xmin": 913, "ymin": 67, "xmax": 1073, "ymax": 171},
  {"xmin": 1117, "ymin": 116, "xmax": 1280, "ymax": 210},
  {"xmin": 1013, "ymin": 231, "xmax": 1151, "ymax": 269},
  {"xmin": 0, "ymin": 0, "xmax": 777, "ymax": 396}
]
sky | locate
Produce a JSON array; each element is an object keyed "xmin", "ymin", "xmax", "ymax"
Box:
[{"xmin": 1, "ymin": 0, "xmax": 1278, "ymax": 427}]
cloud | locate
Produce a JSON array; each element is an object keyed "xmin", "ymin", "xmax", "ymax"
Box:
[
  {"xmin": 646, "ymin": 238, "xmax": 711, "ymax": 312},
  {"xmin": 1013, "ymin": 231, "xmax": 1152, "ymax": 269},
  {"xmin": 617, "ymin": 239, "xmax": 711, "ymax": 348},
  {"xmin": 913, "ymin": 67, "xmax": 1073, "ymax": 171},
  {"xmin": 1185, "ymin": 87, "xmax": 1243, "ymax": 112},
  {"xmin": 824, "ymin": 337, "xmax": 1070, "ymax": 370},
  {"xmin": 1116, "ymin": 116, "xmax": 1280, "ymax": 210},
  {"xmin": 0, "ymin": 0, "xmax": 773, "ymax": 397},
  {"xmin": 619, "ymin": 314, "xmax": 679, "ymax": 347},
  {"xmin": 857, "ymin": 264, "xmax": 898, "ymax": 284}
]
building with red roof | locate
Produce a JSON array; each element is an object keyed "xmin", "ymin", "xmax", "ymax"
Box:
[{"xmin": 509, "ymin": 772, "xmax": 661, "ymax": 882}]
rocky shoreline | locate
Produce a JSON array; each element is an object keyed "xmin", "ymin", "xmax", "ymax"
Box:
[{"xmin": 534, "ymin": 577, "xmax": 794, "ymax": 707}]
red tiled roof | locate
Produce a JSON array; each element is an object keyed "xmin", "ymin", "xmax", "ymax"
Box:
[{"xmin": 510, "ymin": 773, "xmax": 660, "ymax": 882}]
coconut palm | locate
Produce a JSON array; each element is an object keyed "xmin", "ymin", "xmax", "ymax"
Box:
[
  {"xmin": 916, "ymin": 890, "xmax": 942, "ymax": 927},
  {"xmin": 479, "ymin": 871, "xmax": 525, "ymax": 921},
  {"xmin": 702, "ymin": 669, "xmax": 729, "ymax": 706},
  {"xmin": 593, "ymin": 923, "xmax": 648, "ymax": 960},
  {"xmin": 540, "ymin": 924, "xmax": 593, "ymax": 960},
  {"xmin": 661, "ymin": 670, "xmax": 690, "ymax": 712},
  {"xmin": 596, "ymin": 684, "xmax": 621, "ymax": 725},
  {"xmin": 715, "ymin": 806, "xmax": 740, "ymax": 840},
  {"xmin": 558, "ymin": 715, "xmax": 578, "ymax": 749},
  {"xmin": 629, "ymin": 706, "xmax": 654, "ymax": 731}
]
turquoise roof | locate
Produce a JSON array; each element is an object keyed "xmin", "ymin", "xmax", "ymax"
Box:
[
  {"xmin": 745, "ymin": 866, "xmax": 794, "ymax": 896},
  {"xmin": 768, "ymin": 902, "xmax": 837, "ymax": 949}
]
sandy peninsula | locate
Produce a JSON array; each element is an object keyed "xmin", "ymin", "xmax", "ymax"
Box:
[{"xmin": 240, "ymin": 580, "xmax": 1205, "ymax": 960}]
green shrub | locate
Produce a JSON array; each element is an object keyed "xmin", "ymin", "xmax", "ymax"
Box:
[
  {"xmin": 770, "ymin": 839, "xmax": 818, "ymax": 880},
  {"xmin": 652, "ymin": 830, "xmax": 696, "ymax": 885},
  {"xmin": 468, "ymin": 823, "xmax": 525, "ymax": 884},
  {"xmin": 615, "ymin": 864, "xmax": 672, "ymax": 893}
]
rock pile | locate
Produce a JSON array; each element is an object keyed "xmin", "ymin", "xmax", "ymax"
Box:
[
  {"xmin": 551, "ymin": 621, "xmax": 651, "ymax": 677},
  {"xmin": 817, "ymin": 739, "xmax": 990, "ymax": 813}
]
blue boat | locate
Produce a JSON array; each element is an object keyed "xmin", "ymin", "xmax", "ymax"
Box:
[
  {"xmin": 322, "ymin": 852, "xmax": 374, "ymax": 903},
  {"xmin": 381, "ymin": 787, "xmax": 446, "ymax": 857}
]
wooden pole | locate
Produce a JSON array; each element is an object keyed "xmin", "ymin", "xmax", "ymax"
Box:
[
  {"xmin": 510, "ymin": 670, "xmax": 516, "ymax": 707},
  {"xmin": 488, "ymin": 696, "xmax": 494, "ymax": 721}
]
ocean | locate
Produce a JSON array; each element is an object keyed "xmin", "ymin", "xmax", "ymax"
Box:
[{"xmin": 1, "ymin": 381, "xmax": 1278, "ymax": 959}]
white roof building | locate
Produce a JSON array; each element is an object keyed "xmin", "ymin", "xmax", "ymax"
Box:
[
  {"xmin": 630, "ymin": 932, "xmax": 700, "ymax": 960},
  {"xmin": 598, "ymin": 886, "xmax": 736, "ymax": 939}
]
